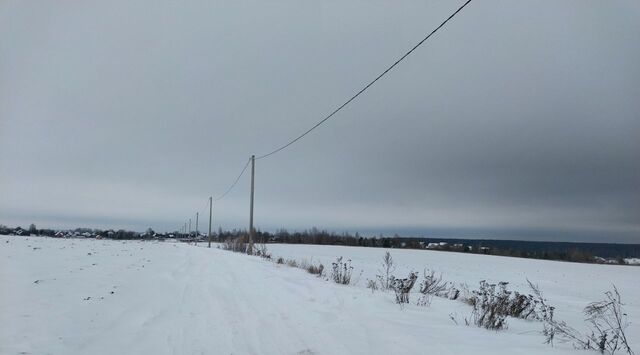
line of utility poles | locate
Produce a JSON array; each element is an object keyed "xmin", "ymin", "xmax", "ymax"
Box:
[
  {"xmin": 183, "ymin": 154, "xmax": 255, "ymax": 252},
  {"xmin": 175, "ymin": 0, "xmax": 475, "ymax": 251}
]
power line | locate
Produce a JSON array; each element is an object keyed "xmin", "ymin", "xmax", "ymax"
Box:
[
  {"xmin": 183, "ymin": 0, "xmax": 473, "ymax": 232},
  {"xmin": 255, "ymin": 0, "xmax": 473, "ymax": 160},
  {"xmin": 181, "ymin": 158, "xmax": 249, "ymax": 231},
  {"xmin": 212, "ymin": 157, "xmax": 251, "ymax": 202}
]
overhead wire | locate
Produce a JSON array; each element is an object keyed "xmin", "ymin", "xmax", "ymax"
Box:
[
  {"xmin": 184, "ymin": 0, "xmax": 474, "ymax": 229},
  {"xmin": 181, "ymin": 158, "xmax": 250, "ymax": 234},
  {"xmin": 255, "ymin": 0, "xmax": 473, "ymax": 160},
  {"xmin": 212, "ymin": 157, "xmax": 251, "ymax": 202}
]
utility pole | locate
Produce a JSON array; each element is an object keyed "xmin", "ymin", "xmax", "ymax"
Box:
[
  {"xmin": 208, "ymin": 196, "xmax": 213, "ymax": 248},
  {"xmin": 188, "ymin": 218, "xmax": 191, "ymax": 237},
  {"xmin": 248, "ymin": 154, "xmax": 255, "ymax": 255},
  {"xmin": 183, "ymin": 222, "xmax": 187, "ymax": 237},
  {"xmin": 195, "ymin": 212, "xmax": 199, "ymax": 238}
]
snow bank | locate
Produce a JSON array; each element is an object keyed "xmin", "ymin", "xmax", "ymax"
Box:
[{"xmin": 1, "ymin": 236, "xmax": 638, "ymax": 355}]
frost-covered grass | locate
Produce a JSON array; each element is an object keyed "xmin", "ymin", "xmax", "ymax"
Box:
[{"xmin": 1, "ymin": 236, "xmax": 638, "ymax": 355}]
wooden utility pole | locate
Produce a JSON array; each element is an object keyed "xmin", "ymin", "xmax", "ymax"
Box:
[
  {"xmin": 188, "ymin": 218, "xmax": 191, "ymax": 236},
  {"xmin": 248, "ymin": 154, "xmax": 255, "ymax": 255},
  {"xmin": 195, "ymin": 212, "xmax": 199, "ymax": 238},
  {"xmin": 208, "ymin": 196, "xmax": 213, "ymax": 248}
]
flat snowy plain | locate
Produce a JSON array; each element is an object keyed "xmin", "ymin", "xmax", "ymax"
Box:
[{"xmin": 1, "ymin": 236, "xmax": 638, "ymax": 355}]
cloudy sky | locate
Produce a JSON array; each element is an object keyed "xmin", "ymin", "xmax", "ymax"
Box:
[{"xmin": 1, "ymin": 0, "xmax": 639, "ymax": 243}]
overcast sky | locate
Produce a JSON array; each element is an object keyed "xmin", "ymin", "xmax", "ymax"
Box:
[{"xmin": 1, "ymin": 0, "xmax": 639, "ymax": 243}]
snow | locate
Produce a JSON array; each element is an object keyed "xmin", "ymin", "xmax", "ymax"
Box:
[
  {"xmin": 1, "ymin": 236, "xmax": 638, "ymax": 355},
  {"xmin": 264, "ymin": 243, "xmax": 640, "ymax": 330}
]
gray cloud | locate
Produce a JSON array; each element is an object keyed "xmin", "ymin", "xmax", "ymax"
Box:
[{"xmin": 1, "ymin": 0, "xmax": 639, "ymax": 242}]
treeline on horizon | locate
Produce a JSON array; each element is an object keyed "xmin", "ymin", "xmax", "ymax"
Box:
[
  {"xmin": 2, "ymin": 224, "xmax": 638, "ymax": 264},
  {"xmin": 230, "ymin": 228, "xmax": 640, "ymax": 263}
]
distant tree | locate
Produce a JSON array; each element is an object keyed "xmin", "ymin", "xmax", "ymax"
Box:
[
  {"xmin": 29, "ymin": 224, "xmax": 37, "ymax": 234},
  {"xmin": 38, "ymin": 229, "xmax": 55, "ymax": 237}
]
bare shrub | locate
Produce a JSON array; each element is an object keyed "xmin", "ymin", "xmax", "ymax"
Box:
[
  {"xmin": 468, "ymin": 281, "xmax": 510, "ymax": 330},
  {"xmin": 254, "ymin": 243, "xmax": 270, "ymax": 259},
  {"xmin": 420, "ymin": 269, "xmax": 447, "ymax": 295},
  {"xmin": 417, "ymin": 269, "xmax": 448, "ymax": 306},
  {"xmin": 464, "ymin": 280, "xmax": 554, "ymax": 330},
  {"xmin": 526, "ymin": 280, "xmax": 555, "ymax": 322},
  {"xmin": 376, "ymin": 251, "xmax": 395, "ymax": 290},
  {"xmin": 307, "ymin": 263, "xmax": 324, "ymax": 277},
  {"xmin": 222, "ymin": 236, "xmax": 247, "ymax": 253},
  {"xmin": 331, "ymin": 257, "xmax": 353, "ymax": 285},
  {"xmin": 275, "ymin": 257, "xmax": 284, "ymax": 264},
  {"xmin": 506, "ymin": 291, "xmax": 536, "ymax": 319},
  {"xmin": 541, "ymin": 285, "xmax": 633, "ymax": 355},
  {"xmin": 391, "ymin": 272, "xmax": 418, "ymax": 304},
  {"xmin": 584, "ymin": 286, "xmax": 634, "ymax": 354}
]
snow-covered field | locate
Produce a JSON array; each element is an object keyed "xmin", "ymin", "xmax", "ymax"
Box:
[
  {"xmin": 264, "ymin": 243, "xmax": 640, "ymax": 331},
  {"xmin": 1, "ymin": 236, "xmax": 638, "ymax": 355}
]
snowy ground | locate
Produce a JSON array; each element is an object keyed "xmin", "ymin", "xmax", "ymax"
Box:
[
  {"xmin": 264, "ymin": 243, "xmax": 640, "ymax": 334},
  {"xmin": 1, "ymin": 236, "xmax": 638, "ymax": 355}
]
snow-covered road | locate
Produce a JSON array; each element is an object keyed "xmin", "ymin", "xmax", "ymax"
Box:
[{"xmin": 1, "ymin": 236, "xmax": 636, "ymax": 354}]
